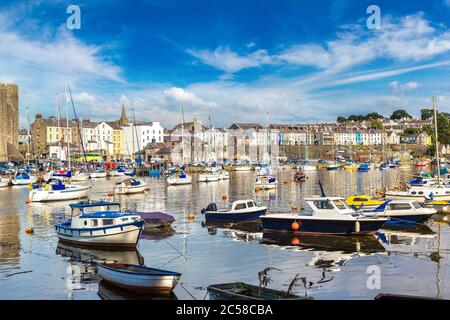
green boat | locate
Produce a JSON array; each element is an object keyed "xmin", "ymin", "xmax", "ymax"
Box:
[{"xmin": 326, "ymin": 164, "xmax": 340, "ymax": 171}]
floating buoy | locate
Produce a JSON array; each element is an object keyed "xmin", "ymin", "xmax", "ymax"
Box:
[
  {"xmin": 25, "ymin": 198, "xmax": 31, "ymax": 204},
  {"xmin": 291, "ymin": 221, "xmax": 300, "ymax": 231},
  {"xmin": 145, "ymin": 187, "xmax": 150, "ymax": 191},
  {"xmin": 255, "ymin": 188, "xmax": 260, "ymax": 192},
  {"xmin": 291, "ymin": 204, "xmax": 298, "ymax": 213},
  {"xmin": 291, "ymin": 236, "xmax": 300, "ymax": 245},
  {"xmin": 443, "ymin": 215, "xmax": 448, "ymax": 222},
  {"xmin": 25, "ymin": 227, "xmax": 34, "ymax": 235},
  {"xmin": 107, "ymin": 192, "xmax": 113, "ymax": 197},
  {"xmin": 28, "ymin": 183, "xmax": 33, "ymax": 190},
  {"xmin": 187, "ymin": 212, "xmax": 195, "ymax": 220},
  {"xmin": 222, "ymin": 194, "xmax": 228, "ymax": 201}
]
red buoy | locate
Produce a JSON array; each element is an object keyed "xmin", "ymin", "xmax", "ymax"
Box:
[
  {"xmin": 291, "ymin": 236, "xmax": 300, "ymax": 245},
  {"xmin": 291, "ymin": 221, "xmax": 300, "ymax": 231}
]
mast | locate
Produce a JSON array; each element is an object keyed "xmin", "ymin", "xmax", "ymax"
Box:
[
  {"xmin": 433, "ymin": 96, "xmax": 441, "ymax": 185},
  {"xmin": 26, "ymin": 106, "xmax": 30, "ymax": 165},
  {"xmin": 181, "ymin": 105, "xmax": 185, "ymax": 165},
  {"xmin": 131, "ymin": 100, "xmax": 140, "ymax": 170},
  {"xmin": 65, "ymin": 85, "xmax": 71, "ymax": 169},
  {"xmin": 57, "ymin": 95, "xmax": 61, "ymax": 163}
]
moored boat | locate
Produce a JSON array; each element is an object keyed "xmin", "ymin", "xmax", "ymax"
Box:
[
  {"xmin": 357, "ymin": 163, "xmax": 372, "ymax": 172},
  {"xmin": 55, "ymin": 201, "xmax": 144, "ymax": 248},
  {"xmin": 345, "ymin": 195, "xmax": 385, "ymax": 210},
  {"xmin": 29, "ymin": 178, "xmax": 90, "ymax": 202},
  {"xmin": 0, "ymin": 177, "xmax": 10, "ymax": 188},
  {"xmin": 343, "ymin": 163, "xmax": 357, "ymax": 171},
  {"xmin": 361, "ymin": 200, "xmax": 436, "ymax": 224},
  {"xmin": 255, "ymin": 175, "xmax": 277, "ymax": 190},
  {"xmin": 207, "ymin": 282, "xmax": 304, "ymax": 300},
  {"xmin": 90, "ymin": 169, "xmax": 107, "ymax": 178},
  {"xmin": 299, "ymin": 164, "xmax": 316, "ymax": 172},
  {"xmin": 113, "ymin": 178, "xmax": 147, "ymax": 195},
  {"xmin": 385, "ymin": 185, "xmax": 450, "ymax": 202},
  {"xmin": 97, "ymin": 263, "xmax": 181, "ymax": 293},
  {"xmin": 201, "ymin": 199, "xmax": 267, "ymax": 222},
  {"xmin": 326, "ymin": 163, "xmax": 340, "ymax": 171},
  {"xmin": 11, "ymin": 170, "xmax": 37, "ymax": 185},
  {"xmin": 166, "ymin": 171, "xmax": 192, "ymax": 185},
  {"xmin": 261, "ymin": 197, "xmax": 388, "ymax": 235}
]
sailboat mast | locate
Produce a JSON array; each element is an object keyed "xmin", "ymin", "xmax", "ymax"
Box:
[
  {"xmin": 433, "ymin": 96, "xmax": 441, "ymax": 184},
  {"xmin": 26, "ymin": 106, "xmax": 30, "ymax": 164},
  {"xmin": 65, "ymin": 87, "xmax": 71, "ymax": 169},
  {"xmin": 181, "ymin": 105, "xmax": 185, "ymax": 165}
]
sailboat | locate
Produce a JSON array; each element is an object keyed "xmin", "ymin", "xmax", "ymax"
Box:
[
  {"xmin": 12, "ymin": 107, "xmax": 37, "ymax": 185},
  {"xmin": 386, "ymin": 96, "xmax": 450, "ymax": 202},
  {"xmin": 299, "ymin": 131, "xmax": 316, "ymax": 172},
  {"xmin": 167, "ymin": 105, "xmax": 192, "ymax": 186},
  {"xmin": 29, "ymin": 85, "xmax": 91, "ymax": 202}
]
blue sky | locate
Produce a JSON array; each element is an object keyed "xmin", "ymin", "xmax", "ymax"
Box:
[{"xmin": 3, "ymin": 0, "xmax": 450, "ymax": 128}]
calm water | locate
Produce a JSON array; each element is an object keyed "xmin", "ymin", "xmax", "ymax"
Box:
[{"xmin": 1, "ymin": 168, "xmax": 449, "ymax": 300}]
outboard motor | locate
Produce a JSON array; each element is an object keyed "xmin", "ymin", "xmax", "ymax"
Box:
[{"xmin": 201, "ymin": 202, "xmax": 218, "ymax": 214}]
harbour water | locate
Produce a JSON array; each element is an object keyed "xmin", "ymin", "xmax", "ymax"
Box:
[{"xmin": 1, "ymin": 169, "xmax": 449, "ymax": 300}]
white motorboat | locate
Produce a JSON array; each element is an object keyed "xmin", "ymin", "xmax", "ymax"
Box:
[
  {"xmin": 90, "ymin": 170, "xmax": 107, "ymax": 178},
  {"xmin": 29, "ymin": 178, "xmax": 90, "ymax": 202},
  {"xmin": 97, "ymin": 263, "xmax": 181, "ymax": 293},
  {"xmin": 361, "ymin": 200, "xmax": 436, "ymax": 224},
  {"xmin": 110, "ymin": 169, "xmax": 126, "ymax": 177},
  {"xmin": 166, "ymin": 171, "xmax": 192, "ymax": 185},
  {"xmin": 71, "ymin": 171, "xmax": 89, "ymax": 182},
  {"xmin": 11, "ymin": 171, "xmax": 37, "ymax": 185},
  {"xmin": 385, "ymin": 185, "xmax": 450, "ymax": 202},
  {"xmin": 234, "ymin": 165, "xmax": 252, "ymax": 172},
  {"xmin": 113, "ymin": 178, "xmax": 147, "ymax": 195},
  {"xmin": 256, "ymin": 166, "xmax": 272, "ymax": 176},
  {"xmin": 0, "ymin": 177, "xmax": 10, "ymax": 188},
  {"xmin": 201, "ymin": 199, "xmax": 267, "ymax": 222},
  {"xmin": 261, "ymin": 197, "xmax": 388, "ymax": 235},
  {"xmin": 219, "ymin": 170, "xmax": 230, "ymax": 180},
  {"xmin": 198, "ymin": 172, "xmax": 220, "ymax": 182},
  {"xmin": 299, "ymin": 164, "xmax": 316, "ymax": 172},
  {"xmin": 55, "ymin": 201, "xmax": 144, "ymax": 248},
  {"xmin": 255, "ymin": 175, "xmax": 277, "ymax": 190}
]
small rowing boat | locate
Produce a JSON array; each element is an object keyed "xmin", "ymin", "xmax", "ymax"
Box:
[
  {"xmin": 207, "ymin": 282, "xmax": 305, "ymax": 300},
  {"xmin": 97, "ymin": 263, "xmax": 181, "ymax": 293}
]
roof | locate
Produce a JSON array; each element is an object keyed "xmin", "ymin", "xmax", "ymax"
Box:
[
  {"xmin": 70, "ymin": 201, "xmax": 121, "ymax": 208},
  {"xmin": 229, "ymin": 123, "xmax": 263, "ymax": 130}
]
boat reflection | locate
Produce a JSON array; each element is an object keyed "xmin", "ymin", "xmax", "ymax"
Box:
[
  {"xmin": 261, "ymin": 231, "xmax": 386, "ymax": 272},
  {"xmin": 140, "ymin": 227, "xmax": 176, "ymax": 240},
  {"xmin": 376, "ymin": 224, "xmax": 436, "ymax": 246},
  {"xmin": 98, "ymin": 280, "xmax": 178, "ymax": 300},
  {"xmin": 56, "ymin": 241, "xmax": 144, "ymax": 265},
  {"xmin": 203, "ymin": 221, "xmax": 262, "ymax": 243}
]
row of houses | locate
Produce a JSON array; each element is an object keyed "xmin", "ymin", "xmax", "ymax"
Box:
[{"xmin": 20, "ymin": 110, "xmax": 433, "ymax": 161}]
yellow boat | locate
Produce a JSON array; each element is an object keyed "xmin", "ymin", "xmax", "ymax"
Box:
[
  {"xmin": 345, "ymin": 195, "xmax": 385, "ymax": 209},
  {"xmin": 344, "ymin": 164, "xmax": 357, "ymax": 171},
  {"xmin": 422, "ymin": 200, "xmax": 450, "ymax": 213}
]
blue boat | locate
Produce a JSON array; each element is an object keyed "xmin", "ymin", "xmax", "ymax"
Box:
[
  {"xmin": 361, "ymin": 200, "xmax": 436, "ymax": 224},
  {"xmin": 261, "ymin": 197, "xmax": 388, "ymax": 235},
  {"xmin": 201, "ymin": 199, "xmax": 267, "ymax": 222},
  {"xmin": 358, "ymin": 163, "xmax": 372, "ymax": 172}
]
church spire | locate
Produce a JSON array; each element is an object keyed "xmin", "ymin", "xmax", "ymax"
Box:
[{"xmin": 119, "ymin": 97, "xmax": 128, "ymax": 126}]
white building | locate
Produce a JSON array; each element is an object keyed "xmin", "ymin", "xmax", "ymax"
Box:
[
  {"xmin": 123, "ymin": 121, "xmax": 164, "ymax": 157},
  {"xmin": 95, "ymin": 121, "xmax": 114, "ymax": 155}
]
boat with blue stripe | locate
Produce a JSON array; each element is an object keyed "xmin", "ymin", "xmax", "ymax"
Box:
[
  {"xmin": 361, "ymin": 200, "xmax": 436, "ymax": 224},
  {"xmin": 55, "ymin": 201, "xmax": 144, "ymax": 248},
  {"xmin": 357, "ymin": 163, "xmax": 372, "ymax": 172}
]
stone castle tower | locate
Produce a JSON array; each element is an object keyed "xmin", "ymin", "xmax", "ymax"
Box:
[{"xmin": 0, "ymin": 83, "xmax": 21, "ymax": 162}]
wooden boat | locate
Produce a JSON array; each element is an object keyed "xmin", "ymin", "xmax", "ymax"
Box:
[
  {"xmin": 113, "ymin": 178, "xmax": 147, "ymax": 195},
  {"xmin": 98, "ymin": 280, "xmax": 178, "ymax": 300},
  {"xmin": 261, "ymin": 197, "xmax": 388, "ymax": 235},
  {"xmin": 0, "ymin": 177, "xmax": 10, "ymax": 188},
  {"xmin": 255, "ymin": 175, "xmax": 277, "ymax": 190},
  {"xmin": 29, "ymin": 178, "xmax": 90, "ymax": 202},
  {"xmin": 361, "ymin": 200, "xmax": 436, "ymax": 224},
  {"xmin": 207, "ymin": 282, "xmax": 305, "ymax": 300},
  {"xmin": 201, "ymin": 199, "xmax": 267, "ymax": 222},
  {"xmin": 55, "ymin": 201, "xmax": 144, "ymax": 248},
  {"xmin": 97, "ymin": 263, "xmax": 181, "ymax": 293}
]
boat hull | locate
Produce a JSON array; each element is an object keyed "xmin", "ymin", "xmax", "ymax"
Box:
[
  {"xmin": 364, "ymin": 213, "xmax": 433, "ymax": 224},
  {"xmin": 166, "ymin": 177, "xmax": 192, "ymax": 185},
  {"xmin": 29, "ymin": 186, "xmax": 90, "ymax": 202},
  {"xmin": 12, "ymin": 177, "xmax": 37, "ymax": 185},
  {"xmin": 205, "ymin": 208, "xmax": 267, "ymax": 222},
  {"xmin": 114, "ymin": 184, "xmax": 147, "ymax": 195},
  {"xmin": 261, "ymin": 217, "xmax": 386, "ymax": 235},
  {"xmin": 55, "ymin": 221, "xmax": 143, "ymax": 248}
]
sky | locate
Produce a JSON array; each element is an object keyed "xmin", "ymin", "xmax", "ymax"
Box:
[{"xmin": 3, "ymin": 0, "xmax": 450, "ymax": 128}]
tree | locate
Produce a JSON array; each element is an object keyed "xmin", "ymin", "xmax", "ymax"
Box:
[
  {"xmin": 390, "ymin": 109, "xmax": 412, "ymax": 120},
  {"xmin": 420, "ymin": 109, "xmax": 433, "ymax": 120},
  {"xmin": 366, "ymin": 112, "xmax": 384, "ymax": 120},
  {"xmin": 370, "ymin": 120, "xmax": 383, "ymax": 130},
  {"xmin": 337, "ymin": 116, "xmax": 347, "ymax": 123}
]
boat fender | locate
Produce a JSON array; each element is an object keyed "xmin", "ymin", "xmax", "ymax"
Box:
[
  {"xmin": 355, "ymin": 220, "xmax": 360, "ymax": 234},
  {"xmin": 291, "ymin": 221, "xmax": 300, "ymax": 231},
  {"xmin": 45, "ymin": 184, "xmax": 50, "ymax": 190}
]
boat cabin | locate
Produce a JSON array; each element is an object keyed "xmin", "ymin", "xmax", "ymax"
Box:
[
  {"xmin": 305, "ymin": 197, "xmax": 358, "ymax": 217},
  {"xmin": 230, "ymin": 200, "xmax": 259, "ymax": 211},
  {"xmin": 68, "ymin": 202, "xmax": 141, "ymax": 229}
]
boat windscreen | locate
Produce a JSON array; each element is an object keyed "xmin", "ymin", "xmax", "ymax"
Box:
[{"xmin": 83, "ymin": 205, "xmax": 121, "ymax": 214}]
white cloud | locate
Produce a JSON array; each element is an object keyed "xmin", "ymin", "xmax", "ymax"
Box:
[{"xmin": 389, "ymin": 81, "xmax": 421, "ymax": 92}]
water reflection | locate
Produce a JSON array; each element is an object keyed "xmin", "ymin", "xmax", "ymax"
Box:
[{"xmin": 98, "ymin": 280, "xmax": 178, "ymax": 300}]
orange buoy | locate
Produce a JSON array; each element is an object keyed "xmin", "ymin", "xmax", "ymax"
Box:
[
  {"xmin": 291, "ymin": 221, "xmax": 300, "ymax": 231},
  {"xmin": 145, "ymin": 187, "xmax": 150, "ymax": 191},
  {"xmin": 255, "ymin": 188, "xmax": 260, "ymax": 192},
  {"xmin": 107, "ymin": 192, "xmax": 113, "ymax": 197},
  {"xmin": 25, "ymin": 227, "xmax": 34, "ymax": 235},
  {"xmin": 222, "ymin": 194, "xmax": 228, "ymax": 201},
  {"xmin": 187, "ymin": 212, "xmax": 195, "ymax": 220},
  {"xmin": 25, "ymin": 198, "xmax": 31, "ymax": 204},
  {"xmin": 291, "ymin": 236, "xmax": 300, "ymax": 245}
]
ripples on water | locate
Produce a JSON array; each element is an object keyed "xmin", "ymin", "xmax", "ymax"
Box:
[{"xmin": 0, "ymin": 169, "xmax": 449, "ymax": 300}]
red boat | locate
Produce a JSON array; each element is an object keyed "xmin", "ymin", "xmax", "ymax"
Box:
[{"xmin": 415, "ymin": 161, "xmax": 429, "ymax": 167}]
